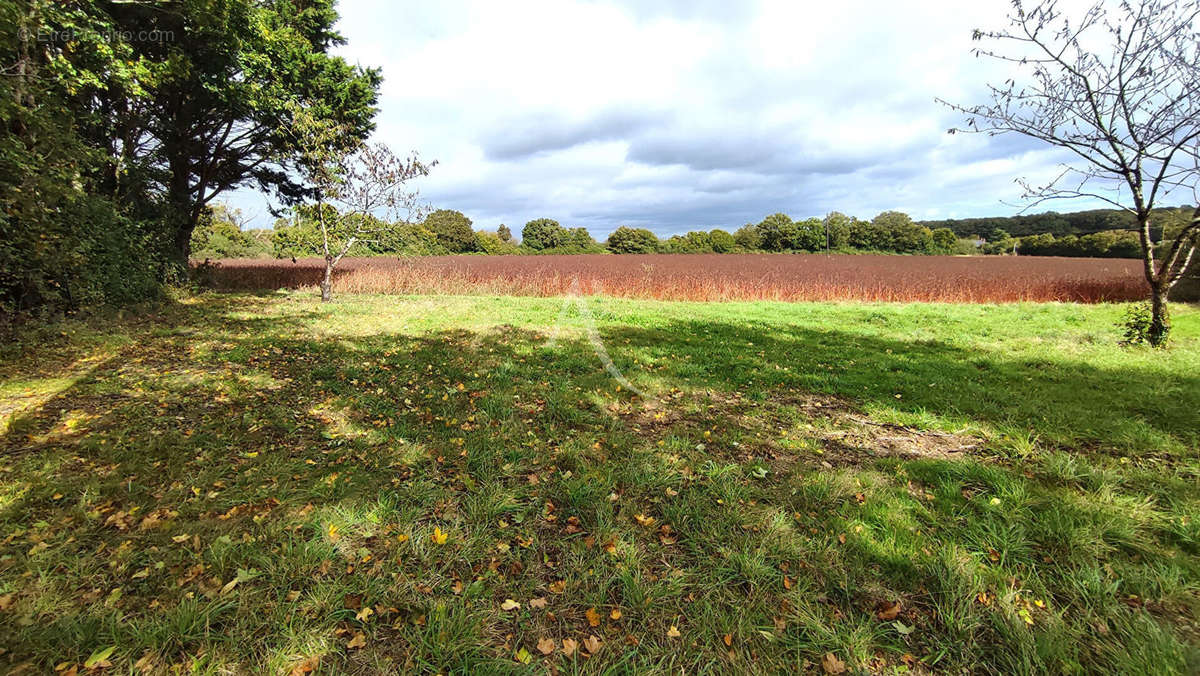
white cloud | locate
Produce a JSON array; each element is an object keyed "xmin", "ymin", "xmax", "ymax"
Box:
[{"xmin": 224, "ymin": 0, "xmax": 1118, "ymax": 235}]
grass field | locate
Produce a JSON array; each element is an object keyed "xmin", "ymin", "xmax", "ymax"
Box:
[{"xmin": 1, "ymin": 291, "xmax": 1198, "ymax": 673}]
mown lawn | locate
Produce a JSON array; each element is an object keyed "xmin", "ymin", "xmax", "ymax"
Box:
[{"xmin": 1, "ymin": 292, "xmax": 1198, "ymax": 674}]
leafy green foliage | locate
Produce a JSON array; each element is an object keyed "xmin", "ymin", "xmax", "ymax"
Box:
[
  {"xmin": 424, "ymin": 210, "xmax": 478, "ymax": 253},
  {"xmin": 607, "ymin": 226, "xmax": 660, "ymax": 254},
  {"xmin": 521, "ymin": 219, "xmax": 569, "ymax": 251}
]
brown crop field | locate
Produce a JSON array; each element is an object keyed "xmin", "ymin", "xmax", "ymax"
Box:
[{"xmin": 195, "ymin": 253, "xmax": 1148, "ymax": 303}]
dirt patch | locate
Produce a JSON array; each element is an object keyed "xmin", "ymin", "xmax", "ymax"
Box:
[{"xmin": 621, "ymin": 389, "xmax": 982, "ymax": 469}]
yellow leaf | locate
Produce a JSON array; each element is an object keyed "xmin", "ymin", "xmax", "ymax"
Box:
[
  {"xmin": 501, "ymin": 599, "xmax": 521, "ymax": 611},
  {"xmin": 586, "ymin": 607, "xmax": 601, "ymax": 626},
  {"xmin": 667, "ymin": 625, "xmax": 681, "ymax": 638},
  {"xmin": 171, "ymin": 534, "xmax": 190, "ymax": 543},
  {"xmin": 634, "ymin": 513, "xmax": 656, "ymax": 527},
  {"xmin": 609, "ymin": 608, "xmax": 622, "ymax": 620},
  {"xmin": 346, "ymin": 632, "xmax": 366, "ymax": 649},
  {"xmin": 431, "ymin": 527, "xmax": 448, "ymax": 545},
  {"xmin": 326, "ymin": 524, "xmax": 340, "ymax": 542}
]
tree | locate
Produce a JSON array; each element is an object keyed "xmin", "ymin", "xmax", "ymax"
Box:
[
  {"xmin": 823, "ymin": 212, "xmax": 854, "ymax": 250},
  {"xmin": 522, "ymin": 218, "xmax": 568, "ymax": 251},
  {"xmin": 733, "ymin": 223, "xmax": 763, "ymax": 250},
  {"xmin": 943, "ymin": 0, "xmax": 1200, "ymax": 346},
  {"xmin": 288, "ymin": 105, "xmax": 432, "ymax": 301},
  {"xmin": 709, "ymin": 229, "xmax": 736, "ymax": 253},
  {"xmin": 424, "ymin": 209, "xmax": 477, "ymax": 253},
  {"xmin": 90, "ymin": 0, "xmax": 381, "ymax": 271},
  {"xmin": 757, "ymin": 213, "xmax": 797, "ymax": 251},
  {"xmin": 497, "ymin": 224, "xmax": 513, "ymax": 242},
  {"xmin": 793, "ymin": 218, "xmax": 825, "ymax": 252},
  {"xmin": 607, "ymin": 226, "xmax": 660, "ymax": 253},
  {"xmin": 872, "ymin": 211, "xmax": 928, "ymax": 252},
  {"xmin": 931, "ymin": 227, "xmax": 959, "ymax": 254}
]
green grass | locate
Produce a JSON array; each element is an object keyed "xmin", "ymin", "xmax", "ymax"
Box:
[{"xmin": 1, "ymin": 291, "xmax": 1198, "ymax": 674}]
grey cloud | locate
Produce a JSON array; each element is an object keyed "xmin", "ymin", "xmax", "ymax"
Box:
[{"xmin": 480, "ymin": 109, "xmax": 662, "ymax": 160}]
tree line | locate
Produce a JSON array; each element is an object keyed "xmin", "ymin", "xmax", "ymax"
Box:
[{"xmin": 203, "ymin": 207, "xmax": 968, "ymax": 258}]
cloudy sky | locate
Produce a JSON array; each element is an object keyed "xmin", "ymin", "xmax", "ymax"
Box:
[{"xmin": 230, "ymin": 0, "xmax": 1103, "ymax": 237}]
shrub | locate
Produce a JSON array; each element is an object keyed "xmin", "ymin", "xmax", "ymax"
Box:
[
  {"xmin": 424, "ymin": 209, "xmax": 478, "ymax": 253},
  {"xmin": 709, "ymin": 229, "xmax": 735, "ymax": 253},
  {"xmin": 522, "ymin": 218, "xmax": 569, "ymax": 251},
  {"xmin": 1120, "ymin": 302, "xmax": 1168, "ymax": 347},
  {"xmin": 608, "ymin": 226, "xmax": 660, "ymax": 253}
]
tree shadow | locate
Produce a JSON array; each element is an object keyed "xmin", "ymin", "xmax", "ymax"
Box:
[{"xmin": 0, "ymin": 297, "xmax": 1196, "ymax": 673}]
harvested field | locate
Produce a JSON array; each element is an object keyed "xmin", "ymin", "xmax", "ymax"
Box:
[{"xmin": 197, "ymin": 253, "xmax": 1147, "ymax": 303}]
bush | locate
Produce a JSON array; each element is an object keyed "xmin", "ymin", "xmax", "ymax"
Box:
[
  {"xmin": 424, "ymin": 209, "xmax": 478, "ymax": 253},
  {"xmin": 1120, "ymin": 302, "xmax": 1168, "ymax": 346},
  {"xmin": 709, "ymin": 229, "xmax": 735, "ymax": 253},
  {"xmin": 522, "ymin": 218, "xmax": 569, "ymax": 251},
  {"xmin": 608, "ymin": 226, "xmax": 660, "ymax": 253},
  {"xmin": 475, "ymin": 230, "xmax": 521, "ymax": 255}
]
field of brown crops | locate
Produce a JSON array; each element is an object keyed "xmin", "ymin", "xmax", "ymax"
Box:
[{"xmin": 196, "ymin": 253, "xmax": 1149, "ymax": 303}]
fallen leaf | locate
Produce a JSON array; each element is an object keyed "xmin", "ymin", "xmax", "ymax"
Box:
[
  {"xmin": 346, "ymin": 632, "xmax": 366, "ymax": 649},
  {"xmin": 289, "ymin": 656, "xmax": 320, "ymax": 675},
  {"xmin": 562, "ymin": 638, "xmax": 578, "ymax": 656},
  {"xmin": 877, "ymin": 600, "xmax": 901, "ymax": 621},
  {"xmin": 723, "ymin": 633, "xmax": 733, "ymax": 647},
  {"xmin": 609, "ymin": 608, "xmax": 622, "ymax": 620},
  {"xmin": 585, "ymin": 607, "xmax": 601, "ymax": 626},
  {"xmin": 667, "ymin": 625, "xmax": 681, "ymax": 638},
  {"xmin": 529, "ymin": 597, "xmax": 547, "ymax": 609},
  {"xmin": 634, "ymin": 513, "xmax": 656, "ymax": 527},
  {"xmin": 582, "ymin": 635, "xmax": 602, "ymax": 654},
  {"xmin": 822, "ymin": 652, "xmax": 846, "ymax": 674},
  {"xmin": 501, "ymin": 599, "xmax": 521, "ymax": 611},
  {"xmin": 548, "ymin": 580, "xmax": 566, "ymax": 594},
  {"xmin": 514, "ymin": 647, "xmax": 532, "ymax": 664},
  {"xmin": 536, "ymin": 637, "xmax": 555, "ymax": 655},
  {"xmin": 431, "ymin": 526, "xmax": 448, "ymax": 545}
]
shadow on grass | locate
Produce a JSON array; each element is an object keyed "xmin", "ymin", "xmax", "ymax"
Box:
[{"xmin": 0, "ymin": 295, "xmax": 1196, "ymax": 673}]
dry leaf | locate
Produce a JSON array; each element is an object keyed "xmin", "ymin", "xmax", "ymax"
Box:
[
  {"xmin": 562, "ymin": 638, "xmax": 578, "ymax": 656},
  {"xmin": 289, "ymin": 656, "xmax": 320, "ymax": 675},
  {"xmin": 548, "ymin": 580, "xmax": 566, "ymax": 594},
  {"xmin": 582, "ymin": 635, "xmax": 602, "ymax": 654},
  {"xmin": 501, "ymin": 599, "xmax": 521, "ymax": 611},
  {"xmin": 529, "ymin": 597, "xmax": 547, "ymax": 609},
  {"xmin": 585, "ymin": 607, "xmax": 601, "ymax": 626},
  {"xmin": 633, "ymin": 513, "xmax": 656, "ymax": 527},
  {"xmin": 722, "ymin": 633, "xmax": 733, "ymax": 647},
  {"xmin": 346, "ymin": 632, "xmax": 366, "ymax": 650},
  {"xmin": 822, "ymin": 652, "xmax": 846, "ymax": 674},
  {"xmin": 667, "ymin": 625, "xmax": 681, "ymax": 638},
  {"xmin": 431, "ymin": 526, "xmax": 448, "ymax": 545},
  {"xmin": 876, "ymin": 600, "xmax": 902, "ymax": 620},
  {"xmin": 609, "ymin": 608, "xmax": 622, "ymax": 620},
  {"xmin": 536, "ymin": 637, "xmax": 555, "ymax": 655}
]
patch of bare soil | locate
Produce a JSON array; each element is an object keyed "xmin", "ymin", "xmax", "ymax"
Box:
[{"xmin": 621, "ymin": 388, "xmax": 983, "ymax": 469}]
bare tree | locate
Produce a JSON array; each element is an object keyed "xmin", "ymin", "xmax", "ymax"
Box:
[
  {"xmin": 942, "ymin": 0, "xmax": 1200, "ymax": 346},
  {"xmin": 288, "ymin": 105, "xmax": 434, "ymax": 302}
]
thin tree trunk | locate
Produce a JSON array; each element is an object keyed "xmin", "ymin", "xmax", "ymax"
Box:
[
  {"xmin": 321, "ymin": 258, "xmax": 333, "ymax": 302},
  {"xmin": 1148, "ymin": 281, "xmax": 1169, "ymax": 347}
]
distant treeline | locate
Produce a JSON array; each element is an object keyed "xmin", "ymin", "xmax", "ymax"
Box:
[
  {"xmin": 195, "ymin": 204, "xmax": 1197, "ymax": 262},
  {"xmin": 919, "ymin": 206, "xmax": 1194, "ymax": 239},
  {"xmin": 197, "ymin": 208, "xmax": 967, "ymax": 259}
]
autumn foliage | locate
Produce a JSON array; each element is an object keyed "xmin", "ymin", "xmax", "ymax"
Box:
[{"xmin": 197, "ymin": 254, "xmax": 1145, "ymax": 303}]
